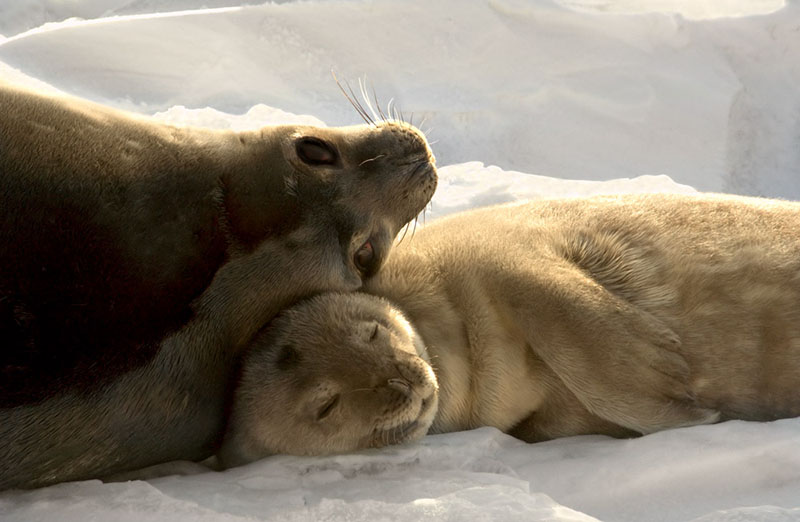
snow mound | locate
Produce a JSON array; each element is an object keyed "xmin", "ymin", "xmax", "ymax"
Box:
[{"xmin": 1, "ymin": 0, "xmax": 798, "ymax": 197}]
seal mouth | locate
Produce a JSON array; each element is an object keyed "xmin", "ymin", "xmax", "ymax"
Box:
[
  {"xmin": 373, "ymin": 419, "xmax": 422, "ymax": 448},
  {"xmin": 372, "ymin": 392, "xmax": 437, "ymax": 448},
  {"xmin": 394, "ymin": 419, "xmax": 421, "ymax": 439}
]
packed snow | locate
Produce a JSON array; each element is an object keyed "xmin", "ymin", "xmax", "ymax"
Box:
[{"xmin": 1, "ymin": 0, "xmax": 800, "ymax": 521}]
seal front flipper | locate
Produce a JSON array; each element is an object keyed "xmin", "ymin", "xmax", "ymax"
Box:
[{"xmin": 496, "ymin": 257, "xmax": 719, "ymax": 434}]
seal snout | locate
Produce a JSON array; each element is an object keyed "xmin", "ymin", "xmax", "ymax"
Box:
[
  {"xmin": 377, "ymin": 120, "xmax": 436, "ymax": 166},
  {"xmin": 387, "ymin": 377, "xmax": 412, "ymax": 397}
]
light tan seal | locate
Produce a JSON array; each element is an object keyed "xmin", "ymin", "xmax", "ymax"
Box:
[
  {"xmin": 0, "ymin": 82, "xmax": 437, "ymax": 489},
  {"xmin": 219, "ymin": 193, "xmax": 800, "ymax": 465}
]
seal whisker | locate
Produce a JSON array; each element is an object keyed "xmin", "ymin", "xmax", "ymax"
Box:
[
  {"xmin": 348, "ymin": 81, "xmax": 376, "ymax": 125},
  {"xmin": 358, "ymin": 77, "xmax": 381, "ymax": 123},
  {"xmin": 410, "ymin": 216, "xmax": 419, "ymax": 240},
  {"xmin": 396, "ymin": 222, "xmax": 411, "ymax": 245},
  {"xmin": 341, "ymin": 387, "xmax": 375, "ymax": 396},
  {"xmin": 344, "ymin": 78, "xmax": 375, "ymax": 125},
  {"xmin": 387, "ymin": 98, "xmax": 395, "ymax": 122},
  {"xmin": 347, "ymin": 89, "xmax": 373, "ymax": 124},
  {"xmin": 332, "ymin": 70, "xmax": 374, "ymax": 125},
  {"xmin": 391, "ymin": 102, "xmax": 405, "ymax": 124},
  {"xmin": 371, "ymin": 85, "xmax": 387, "ymax": 122},
  {"xmin": 359, "ymin": 154, "xmax": 385, "ymax": 167}
]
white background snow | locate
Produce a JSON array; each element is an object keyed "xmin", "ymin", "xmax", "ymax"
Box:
[{"xmin": 1, "ymin": 1, "xmax": 799, "ymax": 521}]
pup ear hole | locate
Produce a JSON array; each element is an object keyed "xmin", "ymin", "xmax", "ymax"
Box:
[
  {"xmin": 296, "ymin": 137, "xmax": 338, "ymax": 166},
  {"xmin": 275, "ymin": 344, "xmax": 300, "ymax": 369}
]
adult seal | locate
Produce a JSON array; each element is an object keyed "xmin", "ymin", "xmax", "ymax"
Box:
[
  {"xmin": 0, "ymin": 82, "xmax": 437, "ymax": 489},
  {"xmin": 219, "ymin": 193, "xmax": 800, "ymax": 465}
]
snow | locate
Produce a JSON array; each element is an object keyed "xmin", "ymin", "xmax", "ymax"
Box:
[
  {"xmin": 4, "ymin": 423, "xmax": 800, "ymax": 522},
  {"xmin": 1, "ymin": 0, "xmax": 799, "ymax": 197},
  {"xmin": 1, "ymin": 0, "xmax": 799, "ymax": 521}
]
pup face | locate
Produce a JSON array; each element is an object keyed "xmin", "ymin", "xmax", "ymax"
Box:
[{"xmin": 219, "ymin": 293, "xmax": 438, "ymax": 468}]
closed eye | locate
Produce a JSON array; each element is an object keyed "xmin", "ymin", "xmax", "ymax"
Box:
[
  {"xmin": 369, "ymin": 322, "xmax": 379, "ymax": 341},
  {"xmin": 316, "ymin": 394, "xmax": 340, "ymax": 421}
]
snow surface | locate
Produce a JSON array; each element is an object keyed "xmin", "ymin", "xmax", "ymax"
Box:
[
  {"xmin": 1, "ymin": 0, "xmax": 799, "ymax": 197},
  {"xmin": 1, "ymin": 1, "xmax": 800, "ymax": 521}
]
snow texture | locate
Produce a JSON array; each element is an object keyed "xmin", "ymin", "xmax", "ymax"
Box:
[
  {"xmin": 1, "ymin": 1, "xmax": 799, "ymax": 521},
  {"xmin": 0, "ymin": 0, "xmax": 799, "ymax": 197}
]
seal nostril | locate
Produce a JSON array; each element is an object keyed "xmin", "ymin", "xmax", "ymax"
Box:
[
  {"xmin": 387, "ymin": 378, "xmax": 412, "ymax": 397},
  {"xmin": 420, "ymin": 396, "xmax": 430, "ymax": 413}
]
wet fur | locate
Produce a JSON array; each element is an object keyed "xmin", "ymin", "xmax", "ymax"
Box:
[
  {"xmin": 223, "ymin": 193, "xmax": 800, "ymax": 462},
  {"xmin": 0, "ymin": 83, "xmax": 437, "ymax": 489}
]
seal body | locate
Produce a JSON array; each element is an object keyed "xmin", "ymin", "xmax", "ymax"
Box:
[
  {"xmin": 0, "ymin": 82, "xmax": 437, "ymax": 489},
  {"xmin": 221, "ymin": 193, "xmax": 800, "ymax": 464}
]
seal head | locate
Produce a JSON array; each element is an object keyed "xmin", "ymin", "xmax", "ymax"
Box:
[{"xmin": 218, "ymin": 293, "xmax": 438, "ymax": 468}]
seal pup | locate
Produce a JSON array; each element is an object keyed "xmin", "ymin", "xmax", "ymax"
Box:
[
  {"xmin": 0, "ymin": 82, "xmax": 437, "ymax": 489},
  {"xmin": 219, "ymin": 193, "xmax": 800, "ymax": 465}
]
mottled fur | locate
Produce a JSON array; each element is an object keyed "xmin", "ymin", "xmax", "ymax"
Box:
[
  {"xmin": 0, "ymin": 83, "xmax": 437, "ymax": 489},
  {"xmin": 222, "ymin": 193, "xmax": 800, "ymax": 462}
]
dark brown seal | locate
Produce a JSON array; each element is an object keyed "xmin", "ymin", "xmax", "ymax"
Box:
[
  {"xmin": 220, "ymin": 193, "xmax": 800, "ymax": 465},
  {"xmin": 0, "ymin": 82, "xmax": 437, "ymax": 489}
]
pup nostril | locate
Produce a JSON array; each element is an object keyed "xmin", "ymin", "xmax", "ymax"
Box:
[
  {"xmin": 387, "ymin": 378, "xmax": 412, "ymax": 397},
  {"xmin": 420, "ymin": 395, "xmax": 432, "ymax": 412}
]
